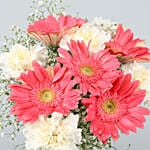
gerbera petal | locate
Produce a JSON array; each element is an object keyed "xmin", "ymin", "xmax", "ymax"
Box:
[
  {"xmin": 20, "ymin": 73, "xmax": 35, "ymax": 87},
  {"xmin": 111, "ymin": 125, "xmax": 119, "ymax": 141},
  {"xmin": 59, "ymin": 70, "xmax": 72, "ymax": 88},
  {"xmin": 85, "ymin": 104, "xmax": 96, "ymax": 122},
  {"xmin": 45, "ymin": 15, "xmax": 59, "ymax": 33},
  {"xmin": 58, "ymin": 48, "xmax": 73, "ymax": 60},
  {"xmin": 53, "ymin": 63, "xmax": 61, "ymax": 73},
  {"xmin": 119, "ymin": 117, "xmax": 137, "ymax": 133},
  {"xmin": 119, "ymin": 29, "xmax": 133, "ymax": 46},
  {"xmin": 126, "ymin": 115, "xmax": 144, "ymax": 129},
  {"xmin": 27, "ymin": 15, "xmax": 86, "ymax": 46},
  {"xmin": 126, "ymin": 90, "xmax": 146, "ymax": 108},
  {"xmin": 32, "ymin": 61, "xmax": 46, "ymax": 82},
  {"xmin": 53, "ymin": 67, "xmax": 66, "ymax": 82},
  {"xmin": 116, "ymin": 122, "xmax": 130, "ymax": 135},
  {"xmin": 90, "ymin": 119, "xmax": 104, "ymax": 133},
  {"xmin": 107, "ymin": 24, "xmax": 150, "ymax": 63},
  {"xmin": 114, "ymin": 24, "xmax": 123, "ymax": 40},
  {"xmin": 128, "ymin": 112, "xmax": 146, "ymax": 123}
]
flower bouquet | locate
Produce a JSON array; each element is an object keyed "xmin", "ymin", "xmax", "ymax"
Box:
[{"xmin": 0, "ymin": 0, "xmax": 150, "ymax": 150}]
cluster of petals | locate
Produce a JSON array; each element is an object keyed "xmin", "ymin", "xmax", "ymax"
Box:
[
  {"xmin": 8, "ymin": 61, "xmax": 81, "ymax": 124},
  {"xmin": 57, "ymin": 40, "xmax": 120, "ymax": 95},
  {"xmin": 27, "ymin": 15, "xmax": 86, "ymax": 46},
  {"xmin": 106, "ymin": 24, "xmax": 150, "ymax": 63},
  {"xmin": 0, "ymin": 44, "xmax": 48, "ymax": 79},
  {"xmin": 59, "ymin": 22, "xmax": 111, "ymax": 53},
  {"xmin": 82, "ymin": 73, "xmax": 150, "ymax": 144},
  {"xmin": 23, "ymin": 113, "xmax": 82, "ymax": 150}
]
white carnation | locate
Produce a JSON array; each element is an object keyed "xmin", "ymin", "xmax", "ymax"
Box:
[
  {"xmin": 23, "ymin": 113, "xmax": 82, "ymax": 150},
  {"xmin": 0, "ymin": 44, "xmax": 48, "ymax": 79},
  {"xmin": 59, "ymin": 22, "xmax": 111, "ymax": 54},
  {"xmin": 122, "ymin": 63, "xmax": 150, "ymax": 106}
]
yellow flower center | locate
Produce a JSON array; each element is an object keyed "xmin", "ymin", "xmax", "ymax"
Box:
[
  {"xmin": 39, "ymin": 89, "xmax": 55, "ymax": 103},
  {"xmin": 112, "ymin": 48, "xmax": 122, "ymax": 53},
  {"xmin": 80, "ymin": 65, "xmax": 94, "ymax": 76},
  {"xmin": 102, "ymin": 100, "xmax": 118, "ymax": 114}
]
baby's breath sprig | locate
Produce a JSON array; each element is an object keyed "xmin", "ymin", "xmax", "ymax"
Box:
[
  {"xmin": 0, "ymin": 25, "xmax": 37, "ymax": 53},
  {"xmin": 27, "ymin": 0, "xmax": 69, "ymax": 24},
  {"xmin": 0, "ymin": 76, "xmax": 23, "ymax": 142},
  {"xmin": 13, "ymin": 143, "xmax": 26, "ymax": 150},
  {"xmin": 46, "ymin": 45, "xmax": 59, "ymax": 67}
]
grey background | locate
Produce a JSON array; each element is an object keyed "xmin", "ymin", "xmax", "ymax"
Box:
[{"xmin": 0, "ymin": 0, "xmax": 150, "ymax": 150}]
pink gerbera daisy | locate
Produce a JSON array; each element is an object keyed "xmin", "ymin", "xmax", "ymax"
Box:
[
  {"xmin": 27, "ymin": 15, "xmax": 86, "ymax": 46},
  {"xmin": 82, "ymin": 73, "xmax": 150, "ymax": 144},
  {"xmin": 106, "ymin": 24, "xmax": 150, "ymax": 63},
  {"xmin": 8, "ymin": 61, "xmax": 81, "ymax": 124},
  {"xmin": 56, "ymin": 40, "xmax": 120, "ymax": 95}
]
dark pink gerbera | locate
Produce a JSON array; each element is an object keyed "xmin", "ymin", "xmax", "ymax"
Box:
[
  {"xmin": 106, "ymin": 24, "xmax": 150, "ymax": 63},
  {"xmin": 27, "ymin": 15, "xmax": 86, "ymax": 46},
  {"xmin": 8, "ymin": 61, "xmax": 81, "ymax": 124},
  {"xmin": 82, "ymin": 73, "xmax": 150, "ymax": 144},
  {"xmin": 56, "ymin": 40, "xmax": 120, "ymax": 95}
]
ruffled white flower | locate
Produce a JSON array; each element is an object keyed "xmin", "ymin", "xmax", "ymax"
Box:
[
  {"xmin": 23, "ymin": 113, "xmax": 82, "ymax": 150},
  {"xmin": 59, "ymin": 22, "xmax": 111, "ymax": 53},
  {"xmin": 0, "ymin": 44, "xmax": 48, "ymax": 79},
  {"xmin": 122, "ymin": 63, "xmax": 150, "ymax": 106}
]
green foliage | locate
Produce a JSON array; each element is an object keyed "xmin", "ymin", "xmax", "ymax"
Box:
[{"xmin": 72, "ymin": 101, "xmax": 117, "ymax": 150}]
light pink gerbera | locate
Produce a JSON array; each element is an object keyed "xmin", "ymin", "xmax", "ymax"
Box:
[
  {"xmin": 56, "ymin": 40, "xmax": 120, "ymax": 95},
  {"xmin": 27, "ymin": 15, "xmax": 86, "ymax": 46},
  {"xmin": 82, "ymin": 73, "xmax": 150, "ymax": 144},
  {"xmin": 106, "ymin": 24, "xmax": 150, "ymax": 63},
  {"xmin": 8, "ymin": 61, "xmax": 81, "ymax": 124}
]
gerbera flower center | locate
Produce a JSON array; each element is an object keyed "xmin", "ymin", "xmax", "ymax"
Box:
[
  {"xmin": 112, "ymin": 48, "xmax": 122, "ymax": 53},
  {"xmin": 80, "ymin": 65, "xmax": 94, "ymax": 76},
  {"xmin": 102, "ymin": 100, "xmax": 118, "ymax": 114},
  {"xmin": 39, "ymin": 89, "xmax": 55, "ymax": 103}
]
